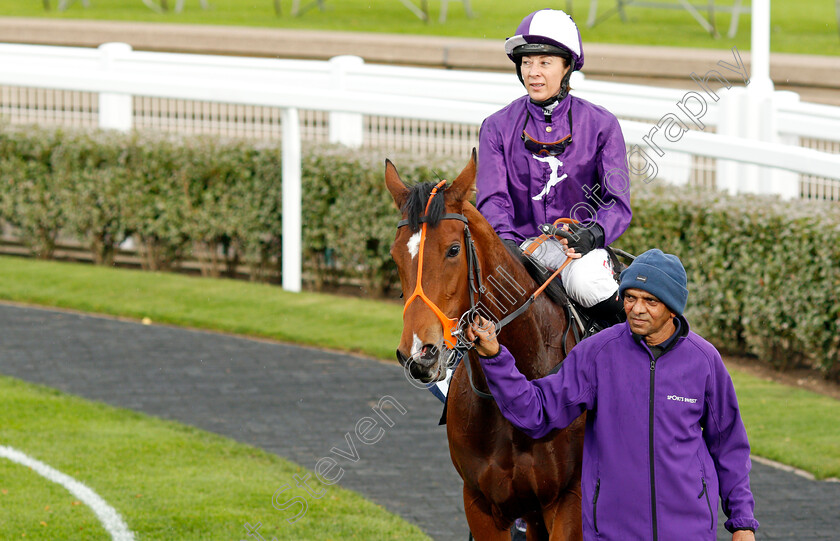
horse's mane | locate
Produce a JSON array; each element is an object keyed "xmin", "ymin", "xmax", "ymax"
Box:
[{"xmin": 402, "ymin": 182, "xmax": 446, "ymax": 232}]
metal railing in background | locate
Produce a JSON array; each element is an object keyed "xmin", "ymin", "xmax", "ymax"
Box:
[
  {"xmin": 0, "ymin": 85, "xmax": 97, "ymax": 127},
  {"xmin": 1, "ymin": 42, "xmax": 839, "ymax": 291}
]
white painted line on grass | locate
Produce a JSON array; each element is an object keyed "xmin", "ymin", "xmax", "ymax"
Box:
[
  {"xmin": 751, "ymin": 454, "xmax": 840, "ymax": 483},
  {"xmin": 0, "ymin": 445, "xmax": 135, "ymax": 541},
  {"xmin": 751, "ymin": 454, "xmax": 816, "ymax": 480}
]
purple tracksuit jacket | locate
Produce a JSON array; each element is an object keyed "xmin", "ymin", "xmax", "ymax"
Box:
[
  {"xmin": 480, "ymin": 316, "xmax": 759, "ymax": 540},
  {"xmin": 476, "ymin": 94, "xmax": 632, "ymax": 245}
]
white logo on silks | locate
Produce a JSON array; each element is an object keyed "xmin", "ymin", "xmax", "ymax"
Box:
[
  {"xmin": 531, "ymin": 154, "xmax": 568, "ymax": 201},
  {"xmin": 667, "ymin": 394, "xmax": 699, "ymax": 404}
]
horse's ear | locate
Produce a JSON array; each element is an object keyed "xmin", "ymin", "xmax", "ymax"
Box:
[
  {"xmin": 448, "ymin": 148, "xmax": 477, "ymax": 204},
  {"xmin": 384, "ymin": 159, "xmax": 409, "ymax": 211}
]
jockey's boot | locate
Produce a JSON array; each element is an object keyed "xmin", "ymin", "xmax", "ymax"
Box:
[
  {"xmin": 510, "ymin": 518, "xmax": 527, "ymax": 540},
  {"xmin": 588, "ymin": 292, "xmax": 626, "ymax": 327}
]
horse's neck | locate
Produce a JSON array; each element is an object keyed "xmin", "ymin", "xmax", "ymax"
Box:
[
  {"xmin": 465, "ymin": 207, "xmax": 566, "ymax": 376},
  {"xmin": 466, "ymin": 212, "xmax": 533, "ymax": 312},
  {"xmin": 463, "ymin": 204, "xmax": 533, "ymax": 291}
]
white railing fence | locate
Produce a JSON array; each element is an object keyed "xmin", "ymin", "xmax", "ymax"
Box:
[{"xmin": 2, "ymin": 42, "xmax": 840, "ymax": 291}]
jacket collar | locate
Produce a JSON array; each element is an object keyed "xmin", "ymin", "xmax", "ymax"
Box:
[
  {"xmin": 631, "ymin": 314, "xmax": 690, "ymax": 357},
  {"xmin": 524, "ymin": 92, "xmax": 572, "ymax": 122}
]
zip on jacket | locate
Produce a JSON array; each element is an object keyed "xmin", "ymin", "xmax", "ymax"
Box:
[
  {"xmin": 642, "ymin": 318, "xmax": 683, "ymax": 541},
  {"xmin": 649, "ymin": 356, "xmax": 658, "ymax": 541},
  {"xmin": 699, "ymin": 477, "xmax": 714, "ymax": 530},
  {"xmin": 593, "ymin": 478, "xmax": 601, "ymax": 534}
]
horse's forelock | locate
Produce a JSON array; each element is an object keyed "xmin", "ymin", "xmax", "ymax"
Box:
[{"xmin": 402, "ymin": 181, "xmax": 447, "ymax": 232}]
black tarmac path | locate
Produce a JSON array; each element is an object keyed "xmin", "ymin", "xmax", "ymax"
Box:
[{"xmin": 1, "ymin": 303, "xmax": 838, "ymax": 540}]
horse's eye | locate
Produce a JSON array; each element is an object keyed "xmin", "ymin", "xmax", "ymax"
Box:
[{"xmin": 446, "ymin": 244, "xmax": 461, "ymax": 258}]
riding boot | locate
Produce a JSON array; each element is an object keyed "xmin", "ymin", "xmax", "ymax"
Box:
[
  {"xmin": 587, "ymin": 292, "xmax": 626, "ymax": 327},
  {"xmin": 510, "ymin": 518, "xmax": 527, "ymax": 540}
]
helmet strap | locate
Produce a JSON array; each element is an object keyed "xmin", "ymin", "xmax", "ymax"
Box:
[{"xmin": 530, "ymin": 93, "xmax": 560, "ymax": 111}]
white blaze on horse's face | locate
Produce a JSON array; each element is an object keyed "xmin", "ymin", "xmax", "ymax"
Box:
[
  {"xmin": 411, "ymin": 333, "xmax": 423, "ymax": 358},
  {"xmin": 407, "ymin": 231, "xmax": 421, "ymax": 259}
]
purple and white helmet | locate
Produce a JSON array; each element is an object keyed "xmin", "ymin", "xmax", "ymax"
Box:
[{"xmin": 505, "ymin": 9, "xmax": 584, "ymax": 71}]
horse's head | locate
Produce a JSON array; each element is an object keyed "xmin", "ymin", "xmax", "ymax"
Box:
[{"xmin": 385, "ymin": 151, "xmax": 478, "ymax": 383}]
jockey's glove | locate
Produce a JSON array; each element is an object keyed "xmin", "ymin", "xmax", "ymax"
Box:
[
  {"xmin": 501, "ymin": 238, "xmax": 522, "ymax": 254},
  {"xmin": 546, "ymin": 222, "xmax": 605, "ymax": 256}
]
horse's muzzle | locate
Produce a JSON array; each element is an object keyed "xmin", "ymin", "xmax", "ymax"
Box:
[{"xmin": 396, "ymin": 345, "xmax": 445, "ymax": 383}]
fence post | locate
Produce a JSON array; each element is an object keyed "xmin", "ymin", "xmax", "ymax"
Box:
[
  {"xmin": 740, "ymin": 85, "xmax": 768, "ymax": 195},
  {"xmin": 717, "ymin": 85, "xmax": 800, "ymax": 199},
  {"xmin": 282, "ymin": 107, "xmax": 302, "ymax": 293},
  {"xmin": 97, "ymin": 42, "xmax": 133, "ymax": 132},
  {"xmin": 769, "ymin": 90, "xmax": 801, "ymax": 200},
  {"xmin": 328, "ymin": 55, "xmax": 364, "ymax": 147},
  {"xmin": 716, "ymin": 86, "xmax": 749, "ymax": 195}
]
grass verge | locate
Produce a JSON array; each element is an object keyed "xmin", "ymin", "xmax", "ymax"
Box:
[
  {"xmin": 731, "ymin": 371, "xmax": 840, "ymax": 481},
  {"xmin": 0, "ymin": 255, "xmax": 402, "ymax": 360},
  {"xmin": 1, "ymin": 0, "xmax": 838, "ymax": 56},
  {"xmin": 0, "ymin": 374, "xmax": 430, "ymax": 540},
  {"xmin": 1, "ymin": 255, "xmax": 839, "ymax": 482}
]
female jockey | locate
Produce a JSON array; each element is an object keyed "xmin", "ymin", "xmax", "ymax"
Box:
[{"xmin": 476, "ymin": 8, "xmax": 632, "ymax": 325}]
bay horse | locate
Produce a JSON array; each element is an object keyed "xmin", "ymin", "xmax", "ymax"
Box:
[{"xmin": 385, "ymin": 151, "xmax": 585, "ymax": 540}]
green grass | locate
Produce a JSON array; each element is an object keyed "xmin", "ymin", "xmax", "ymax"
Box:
[
  {"xmin": 0, "ymin": 255, "xmax": 402, "ymax": 361},
  {"xmin": 1, "ymin": 255, "xmax": 839, "ymax": 481},
  {"xmin": 0, "ymin": 375, "xmax": 430, "ymax": 540},
  {"xmin": 732, "ymin": 371, "xmax": 840, "ymax": 481},
  {"xmin": 3, "ymin": 0, "xmax": 839, "ymax": 56},
  {"xmin": 0, "ymin": 454, "xmax": 109, "ymax": 540}
]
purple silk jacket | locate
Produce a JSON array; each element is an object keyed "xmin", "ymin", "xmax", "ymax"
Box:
[
  {"xmin": 477, "ymin": 94, "xmax": 632, "ymax": 245},
  {"xmin": 480, "ymin": 317, "xmax": 759, "ymax": 540}
]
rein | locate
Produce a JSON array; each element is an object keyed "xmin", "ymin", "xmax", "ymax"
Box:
[
  {"xmin": 397, "ymin": 183, "xmax": 574, "ymax": 400},
  {"xmin": 493, "ymin": 217, "xmax": 578, "ymax": 331}
]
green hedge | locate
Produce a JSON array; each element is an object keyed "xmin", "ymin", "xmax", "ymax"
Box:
[
  {"xmin": 0, "ymin": 123, "xmax": 462, "ymax": 291},
  {"xmin": 620, "ymin": 185, "xmax": 840, "ymax": 379},
  {"xmin": 0, "ymin": 123, "xmax": 838, "ymax": 379},
  {"xmin": 300, "ymin": 146, "xmax": 462, "ymax": 294}
]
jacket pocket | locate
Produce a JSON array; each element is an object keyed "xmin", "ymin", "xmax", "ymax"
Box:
[
  {"xmin": 697, "ymin": 477, "xmax": 713, "ymax": 530},
  {"xmin": 592, "ymin": 478, "xmax": 601, "ymax": 534}
]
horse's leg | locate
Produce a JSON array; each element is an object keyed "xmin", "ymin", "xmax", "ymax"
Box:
[
  {"xmin": 463, "ymin": 485, "xmax": 511, "ymax": 541},
  {"xmin": 543, "ymin": 489, "xmax": 582, "ymax": 541},
  {"xmin": 523, "ymin": 513, "xmax": 549, "ymax": 541}
]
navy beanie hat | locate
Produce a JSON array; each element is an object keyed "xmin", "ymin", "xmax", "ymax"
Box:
[{"xmin": 618, "ymin": 249, "xmax": 689, "ymax": 315}]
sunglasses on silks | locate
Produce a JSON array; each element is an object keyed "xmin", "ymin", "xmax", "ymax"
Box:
[{"xmin": 521, "ymin": 107, "xmax": 573, "ymax": 156}]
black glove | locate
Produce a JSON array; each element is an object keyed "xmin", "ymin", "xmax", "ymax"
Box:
[
  {"xmin": 546, "ymin": 222, "xmax": 604, "ymax": 256},
  {"xmin": 501, "ymin": 238, "xmax": 522, "ymax": 254}
]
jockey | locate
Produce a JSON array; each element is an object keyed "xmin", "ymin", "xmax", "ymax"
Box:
[{"xmin": 476, "ymin": 9, "xmax": 632, "ymax": 326}]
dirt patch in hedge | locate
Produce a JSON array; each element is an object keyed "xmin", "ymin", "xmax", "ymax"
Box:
[{"xmin": 724, "ymin": 355, "xmax": 840, "ymax": 401}]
